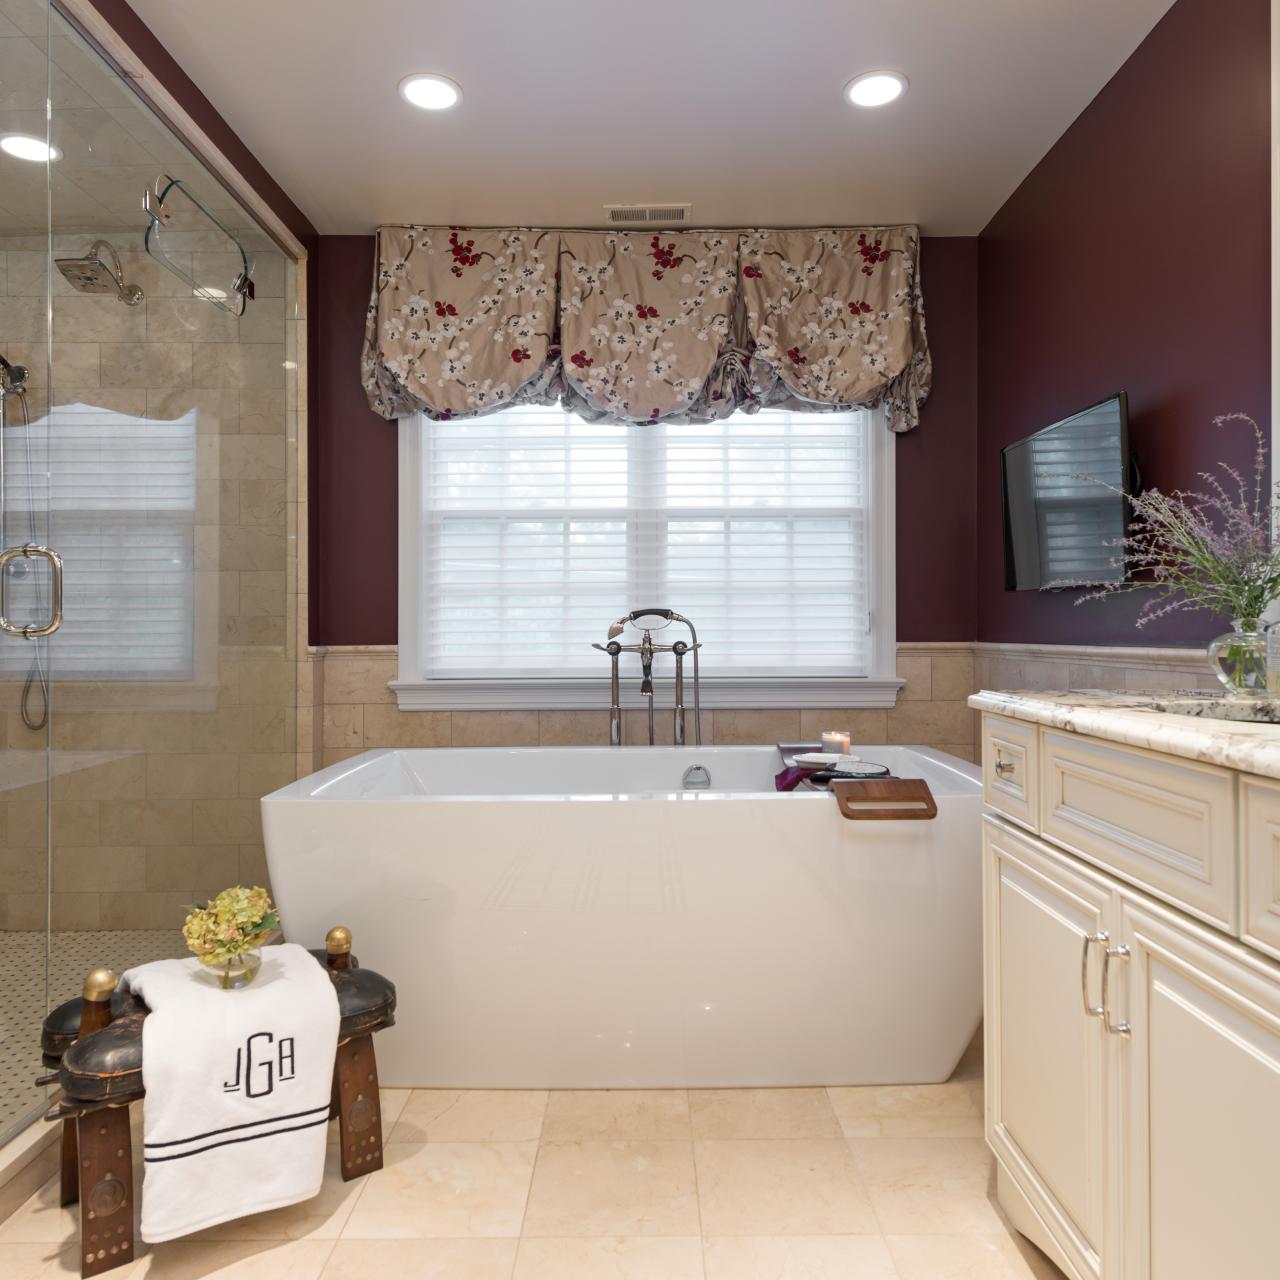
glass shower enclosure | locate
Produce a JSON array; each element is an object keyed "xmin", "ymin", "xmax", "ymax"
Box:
[{"xmin": 0, "ymin": 0, "xmax": 300, "ymax": 1145}]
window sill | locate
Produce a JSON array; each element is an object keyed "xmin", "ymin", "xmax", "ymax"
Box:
[{"xmin": 390, "ymin": 676, "xmax": 905, "ymax": 712}]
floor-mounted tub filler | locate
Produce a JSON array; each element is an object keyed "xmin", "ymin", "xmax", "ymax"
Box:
[{"xmin": 262, "ymin": 744, "xmax": 982, "ymax": 1089}]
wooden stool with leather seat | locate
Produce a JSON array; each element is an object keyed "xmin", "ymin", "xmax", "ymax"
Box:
[{"xmin": 36, "ymin": 926, "xmax": 396, "ymax": 1278}]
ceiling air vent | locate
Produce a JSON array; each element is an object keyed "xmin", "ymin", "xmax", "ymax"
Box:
[{"xmin": 604, "ymin": 203, "xmax": 691, "ymax": 226}]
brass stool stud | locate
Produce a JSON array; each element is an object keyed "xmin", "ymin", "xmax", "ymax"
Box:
[{"xmin": 82, "ymin": 968, "xmax": 118, "ymax": 1002}]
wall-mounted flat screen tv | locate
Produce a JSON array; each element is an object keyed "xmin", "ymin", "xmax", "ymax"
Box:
[{"xmin": 1002, "ymin": 392, "xmax": 1130, "ymax": 591}]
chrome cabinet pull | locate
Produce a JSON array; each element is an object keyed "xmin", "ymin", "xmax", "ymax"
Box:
[
  {"xmin": 1080, "ymin": 930, "xmax": 1107, "ymax": 1018},
  {"xmin": 994, "ymin": 757, "xmax": 1016, "ymax": 777},
  {"xmin": 1102, "ymin": 944, "xmax": 1132, "ymax": 1037},
  {"xmin": 0, "ymin": 544, "xmax": 63, "ymax": 637}
]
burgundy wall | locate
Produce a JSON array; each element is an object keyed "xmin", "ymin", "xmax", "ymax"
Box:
[
  {"xmin": 898, "ymin": 238, "xmax": 978, "ymax": 641},
  {"xmin": 311, "ymin": 235, "xmax": 979, "ymax": 646},
  {"xmin": 976, "ymin": 0, "xmax": 1271, "ymax": 646},
  {"xmin": 313, "ymin": 236, "xmax": 399, "ymax": 644}
]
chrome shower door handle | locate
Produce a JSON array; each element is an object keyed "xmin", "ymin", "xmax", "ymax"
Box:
[
  {"xmin": 0, "ymin": 544, "xmax": 63, "ymax": 637},
  {"xmin": 1081, "ymin": 930, "xmax": 1108, "ymax": 1018}
]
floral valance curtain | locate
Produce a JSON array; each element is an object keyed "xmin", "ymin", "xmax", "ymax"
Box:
[{"xmin": 362, "ymin": 223, "xmax": 930, "ymax": 431}]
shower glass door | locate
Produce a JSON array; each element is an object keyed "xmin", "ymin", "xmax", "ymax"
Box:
[
  {"xmin": 0, "ymin": 0, "xmax": 55, "ymax": 1147},
  {"xmin": 0, "ymin": 0, "xmax": 299, "ymax": 1144}
]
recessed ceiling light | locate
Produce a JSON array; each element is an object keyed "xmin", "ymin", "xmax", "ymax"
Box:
[
  {"xmin": 398, "ymin": 73, "xmax": 462, "ymax": 111},
  {"xmin": 844, "ymin": 70, "xmax": 908, "ymax": 108},
  {"xmin": 0, "ymin": 133, "xmax": 61, "ymax": 162}
]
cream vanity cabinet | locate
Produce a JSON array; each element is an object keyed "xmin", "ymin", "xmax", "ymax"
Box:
[{"xmin": 977, "ymin": 704, "xmax": 1280, "ymax": 1280}]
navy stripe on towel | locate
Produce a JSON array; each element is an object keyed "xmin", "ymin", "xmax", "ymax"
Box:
[
  {"xmin": 145, "ymin": 1103, "xmax": 331, "ymax": 1149},
  {"xmin": 143, "ymin": 1114, "xmax": 330, "ymax": 1162}
]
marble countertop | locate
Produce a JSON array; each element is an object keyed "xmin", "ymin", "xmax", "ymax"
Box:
[{"xmin": 968, "ymin": 689, "xmax": 1280, "ymax": 781}]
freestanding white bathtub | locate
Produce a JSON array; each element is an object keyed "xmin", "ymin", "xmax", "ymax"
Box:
[{"xmin": 262, "ymin": 744, "xmax": 982, "ymax": 1088}]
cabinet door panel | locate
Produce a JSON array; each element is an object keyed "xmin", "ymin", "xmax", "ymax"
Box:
[
  {"xmin": 1120, "ymin": 897, "xmax": 1280, "ymax": 1280},
  {"xmin": 984, "ymin": 818, "xmax": 1112, "ymax": 1279}
]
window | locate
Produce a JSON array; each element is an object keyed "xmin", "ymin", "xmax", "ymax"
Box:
[
  {"xmin": 0, "ymin": 403, "xmax": 196, "ymax": 680},
  {"xmin": 396, "ymin": 404, "xmax": 898, "ymax": 708}
]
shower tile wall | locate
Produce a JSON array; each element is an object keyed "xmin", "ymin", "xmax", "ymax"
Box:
[{"xmin": 0, "ymin": 239, "xmax": 297, "ymax": 932}]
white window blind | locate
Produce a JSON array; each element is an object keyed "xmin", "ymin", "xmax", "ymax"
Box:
[
  {"xmin": 0, "ymin": 403, "xmax": 196, "ymax": 680},
  {"xmin": 418, "ymin": 405, "xmax": 874, "ymax": 680}
]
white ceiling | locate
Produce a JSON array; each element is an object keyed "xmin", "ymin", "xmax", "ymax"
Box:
[{"xmin": 123, "ymin": 0, "xmax": 1176, "ymax": 237}]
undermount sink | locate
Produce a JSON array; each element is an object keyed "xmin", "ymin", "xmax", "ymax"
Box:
[{"xmin": 1155, "ymin": 697, "xmax": 1280, "ymax": 724}]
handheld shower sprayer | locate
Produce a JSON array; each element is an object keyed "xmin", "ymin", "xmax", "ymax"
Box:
[
  {"xmin": 55, "ymin": 240, "xmax": 144, "ymax": 305},
  {"xmin": 0, "ymin": 353, "xmax": 29, "ymax": 396}
]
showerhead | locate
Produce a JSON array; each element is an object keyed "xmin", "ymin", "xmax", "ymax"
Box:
[{"xmin": 55, "ymin": 240, "xmax": 144, "ymax": 305}]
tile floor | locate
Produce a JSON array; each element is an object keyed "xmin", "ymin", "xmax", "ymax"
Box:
[{"xmin": 0, "ymin": 1047, "xmax": 1065, "ymax": 1279}]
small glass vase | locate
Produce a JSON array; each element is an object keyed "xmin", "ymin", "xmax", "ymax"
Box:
[
  {"xmin": 1207, "ymin": 619, "xmax": 1268, "ymax": 697},
  {"xmin": 217, "ymin": 948, "xmax": 262, "ymax": 990}
]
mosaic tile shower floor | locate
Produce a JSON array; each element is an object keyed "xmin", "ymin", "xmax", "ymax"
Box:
[{"xmin": 0, "ymin": 930, "xmax": 184, "ymax": 1140}]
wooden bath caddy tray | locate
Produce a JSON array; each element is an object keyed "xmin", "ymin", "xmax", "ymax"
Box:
[{"xmin": 831, "ymin": 777, "xmax": 937, "ymax": 820}]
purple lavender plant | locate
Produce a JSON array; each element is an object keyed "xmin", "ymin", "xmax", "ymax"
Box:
[{"xmin": 1058, "ymin": 414, "xmax": 1280, "ymax": 629}]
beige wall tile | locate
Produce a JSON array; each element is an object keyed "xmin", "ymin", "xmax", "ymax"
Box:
[
  {"xmin": 362, "ymin": 704, "xmax": 450, "ymax": 748},
  {"xmin": 797, "ymin": 709, "xmax": 889, "ymax": 744},
  {"xmin": 886, "ymin": 701, "xmax": 975, "ymax": 747},
  {"xmin": 239, "ymin": 388, "xmax": 289, "ymax": 433},
  {"xmin": 930, "ymin": 652, "xmax": 976, "ymax": 701},
  {"xmin": 147, "ymin": 753, "xmax": 240, "ymax": 799},
  {"xmin": 0, "ymin": 847, "xmax": 44, "ymax": 893},
  {"xmin": 146, "ymin": 296, "xmax": 240, "ymax": 343},
  {"xmin": 145, "ymin": 843, "xmax": 240, "ymax": 891},
  {"xmin": 322, "ymin": 704, "xmax": 365, "ymax": 749},
  {"xmin": 322, "ymin": 654, "xmax": 396, "ymax": 705},
  {"xmin": 4, "ymin": 892, "xmax": 47, "ymax": 930},
  {"xmin": 451, "ymin": 711, "xmax": 539, "ymax": 748},
  {"xmin": 148, "ymin": 387, "xmax": 239, "ymax": 432},
  {"xmin": 99, "ymin": 340, "xmax": 192, "ymax": 387},
  {"xmin": 193, "ymin": 342, "xmax": 285, "ymax": 390},
  {"xmin": 239, "ymin": 751, "xmax": 296, "ymax": 797},
  {"xmin": 52, "ymin": 293, "xmax": 147, "ymax": 342},
  {"xmin": 896, "ymin": 655, "xmax": 932, "ymax": 701},
  {"xmin": 50, "ymin": 892, "xmax": 102, "ymax": 931},
  {"xmin": 712, "ymin": 710, "xmax": 801, "ymax": 745},
  {"xmin": 538, "ymin": 711, "xmax": 611, "ymax": 746},
  {"xmin": 239, "ymin": 843, "xmax": 270, "ymax": 886},
  {"xmin": 193, "ymin": 797, "xmax": 263, "ymax": 845},
  {"xmin": 52, "ymin": 844, "xmax": 144, "ymax": 892},
  {"xmin": 240, "ymin": 479, "xmax": 287, "ymax": 527},
  {"xmin": 100, "ymin": 889, "xmax": 191, "ymax": 930},
  {"xmin": 53, "ymin": 753, "xmax": 146, "ymax": 801}
]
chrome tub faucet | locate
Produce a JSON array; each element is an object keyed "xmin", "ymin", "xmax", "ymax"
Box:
[{"xmin": 593, "ymin": 609, "xmax": 702, "ymax": 746}]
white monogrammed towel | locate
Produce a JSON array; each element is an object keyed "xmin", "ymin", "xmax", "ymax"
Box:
[{"xmin": 119, "ymin": 942, "xmax": 340, "ymax": 1243}]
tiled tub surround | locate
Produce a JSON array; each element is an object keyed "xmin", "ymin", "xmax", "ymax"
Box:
[
  {"xmin": 308, "ymin": 641, "xmax": 1219, "ymax": 769},
  {"xmin": 0, "ymin": 238, "xmax": 301, "ymax": 933},
  {"xmin": 310, "ymin": 643, "xmax": 982, "ymax": 765}
]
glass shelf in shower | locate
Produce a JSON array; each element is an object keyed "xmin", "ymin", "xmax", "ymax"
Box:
[{"xmin": 143, "ymin": 174, "xmax": 256, "ymax": 315}]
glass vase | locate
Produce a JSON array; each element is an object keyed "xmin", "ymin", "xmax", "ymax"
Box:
[
  {"xmin": 1207, "ymin": 620, "xmax": 1268, "ymax": 697},
  {"xmin": 217, "ymin": 948, "xmax": 262, "ymax": 990}
]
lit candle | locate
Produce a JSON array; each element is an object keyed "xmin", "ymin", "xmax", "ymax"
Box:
[{"xmin": 821, "ymin": 730, "xmax": 851, "ymax": 754}]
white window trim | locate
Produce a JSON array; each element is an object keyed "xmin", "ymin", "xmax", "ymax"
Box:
[{"xmin": 392, "ymin": 411, "xmax": 902, "ymax": 710}]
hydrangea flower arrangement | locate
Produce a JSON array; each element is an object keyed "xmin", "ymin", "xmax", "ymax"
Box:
[{"xmin": 183, "ymin": 885, "xmax": 279, "ymax": 972}]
